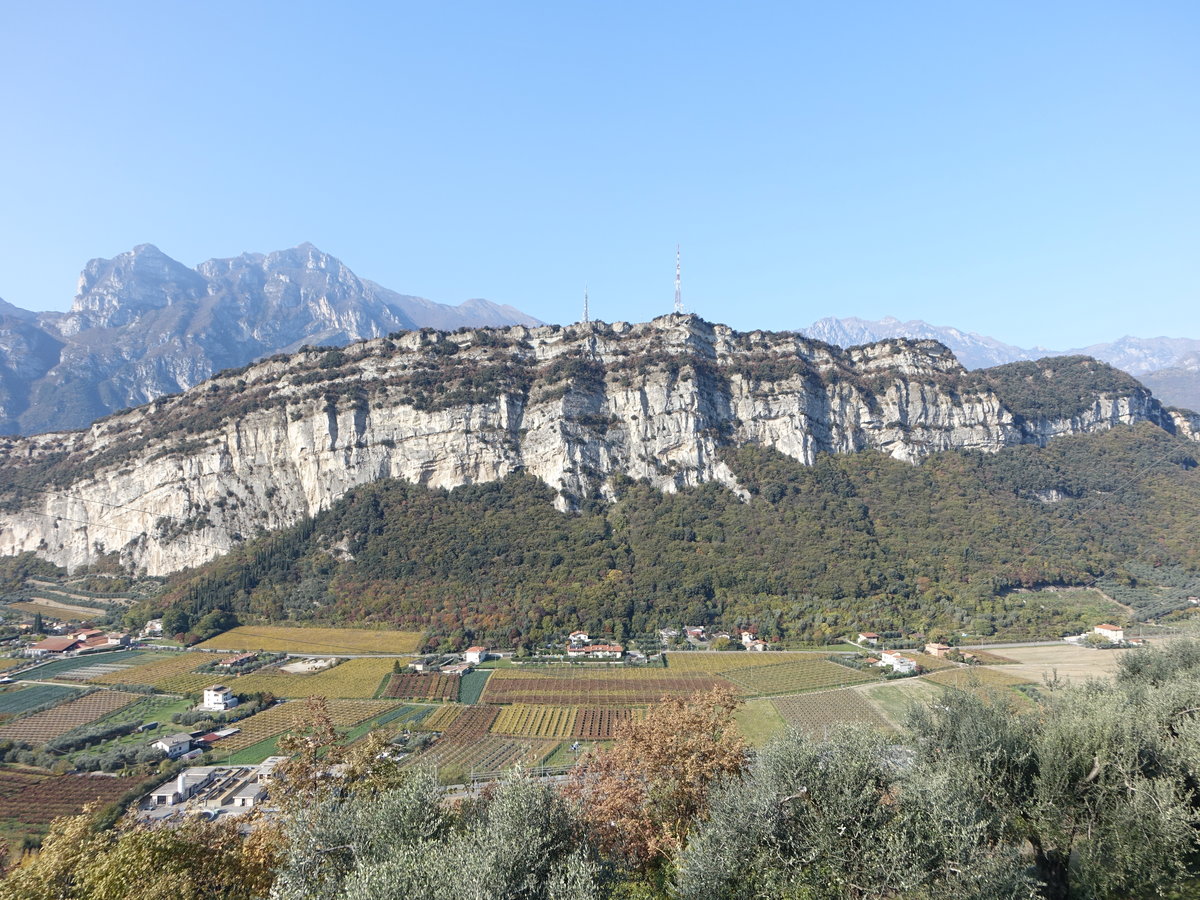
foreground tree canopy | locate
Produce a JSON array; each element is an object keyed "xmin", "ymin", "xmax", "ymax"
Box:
[{"xmin": 6, "ymin": 640, "xmax": 1200, "ymax": 898}]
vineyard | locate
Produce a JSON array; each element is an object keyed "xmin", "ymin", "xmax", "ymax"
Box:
[
  {"xmin": 719, "ymin": 658, "xmax": 878, "ymax": 696},
  {"xmin": 0, "ymin": 691, "xmax": 141, "ymax": 744},
  {"xmin": 482, "ymin": 668, "xmax": 733, "ymax": 706},
  {"xmin": 226, "ymin": 657, "xmax": 396, "ymax": 699},
  {"xmin": 212, "ymin": 699, "xmax": 402, "ymax": 754},
  {"xmin": 664, "ymin": 652, "xmax": 826, "ymax": 673},
  {"xmin": 89, "ymin": 652, "xmax": 215, "ymax": 691},
  {"xmin": 417, "ymin": 705, "xmax": 464, "ymax": 731},
  {"xmin": 571, "ymin": 707, "xmax": 638, "ymax": 740},
  {"xmin": 197, "ymin": 626, "xmax": 422, "ymax": 655},
  {"xmin": 772, "ymin": 689, "xmax": 894, "ymax": 737},
  {"xmin": 408, "ymin": 734, "xmax": 558, "ymax": 782},
  {"xmin": 0, "ymin": 684, "xmax": 78, "ymax": 718},
  {"xmin": 491, "ymin": 705, "xmax": 578, "ymax": 739},
  {"xmin": 14, "ymin": 651, "xmax": 162, "ymax": 682},
  {"xmin": 0, "ymin": 770, "xmax": 135, "ymax": 824},
  {"xmin": 382, "ymin": 673, "xmax": 459, "ymax": 701}
]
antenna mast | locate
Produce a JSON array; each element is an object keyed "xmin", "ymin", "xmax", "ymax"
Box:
[
  {"xmin": 583, "ymin": 285, "xmax": 589, "ymax": 324},
  {"xmin": 673, "ymin": 245, "xmax": 683, "ymax": 314}
]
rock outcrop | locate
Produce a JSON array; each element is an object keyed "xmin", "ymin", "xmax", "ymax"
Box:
[{"xmin": 1, "ymin": 314, "xmax": 1195, "ymax": 575}]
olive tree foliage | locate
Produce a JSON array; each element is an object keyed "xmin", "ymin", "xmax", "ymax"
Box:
[
  {"xmin": 270, "ymin": 769, "xmax": 610, "ymax": 900},
  {"xmin": 907, "ymin": 644, "xmax": 1200, "ymax": 900},
  {"xmin": 676, "ymin": 726, "xmax": 1036, "ymax": 900}
]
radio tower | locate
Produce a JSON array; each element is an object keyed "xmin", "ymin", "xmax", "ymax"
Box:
[
  {"xmin": 673, "ymin": 245, "xmax": 683, "ymax": 314},
  {"xmin": 583, "ymin": 285, "xmax": 589, "ymax": 324}
]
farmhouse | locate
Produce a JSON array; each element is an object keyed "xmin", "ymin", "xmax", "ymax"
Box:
[
  {"xmin": 27, "ymin": 636, "xmax": 83, "ymax": 657},
  {"xmin": 924, "ymin": 643, "xmax": 952, "ymax": 657},
  {"xmin": 441, "ymin": 662, "xmax": 474, "ymax": 676},
  {"xmin": 201, "ymin": 685, "xmax": 239, "ymax": 712},
  {"xmin": 152, "ymin": 733, "xmax": 195, "ymax": 759},
  {"xmin": 879, "ymin": 651, "xmax": 918, "ymax": 675},
  {"xmin": 463, "ymin": 646, "xmax": 488, "ymax": 665},
  {"xmin": 568, "ymin": 631, "xmax": 590, "ymax": 647},
  {"xmin": 1094, "ymin": 624, "xmax": 1125, "ymax": 643},
  {"xmin": 565, "ymin": 644, "xmax": 625, "ymax": 659},
  {"xmin": 857, "ymin": 632, "xmax": 880, "ymax": 647},
  {"xmin": 216, "ymin": 652, "xmax": 257, "ymax": 668}
]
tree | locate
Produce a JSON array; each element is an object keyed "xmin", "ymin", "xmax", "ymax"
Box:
[{"xmin": 563, "ymin": 688, "xmax": 747, "ymax": 873}]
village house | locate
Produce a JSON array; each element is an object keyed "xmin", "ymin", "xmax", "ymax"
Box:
[
  {"xmin": 200, "ymin": 685, "xmax": 239, "ymax": 712},
  {"xmin": 857, "ymin": 632, "xmax": 880, "ymax": 647},
  {"xmin": 441, "ymin": 662, "xmax": 474, "ymax": 676},
  {"xmin": 1093, "ymin": 624, "xmax": 1125, "ymax": 643},
  {"xmin": 565, "ymin": 643, "xmax": 625, "ymax": 659},
  {"xmin": 684, "ymin": 626, "xmax": 706, "ymax": 640},
  {"xmin": 879, "ymin": 651, "xmax": 918, "ymax": 675},
  {"xmin": 216, "ymin": 652, "xmax": 257, "ymax": 668},
  {"xmin": 924, "ymin": 642, "xmax": 953, "ymax": 658},
  {"xmin": 568, "ymin": 631, "xmax": 590, "ymax": 648},
  {"xmin": 152, "ymin": 733, "xmax": 195, "ymax": 759},
  {"xmin": 463, "ymin": 646, "xmax": 488, "ymax": 665}
]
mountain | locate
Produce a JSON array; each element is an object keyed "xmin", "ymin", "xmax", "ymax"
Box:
[
  {"xmin": 802, "ymin": 316, "xmax": 1200, "ymax": 379},
  {"xmin": 1140, "ymin": 352, "xmax": 1200, "ymax": 412},
  {"xmin": 0, "ymin": 243, "xmax": 541, "ymax": 435},
  {"xmin": 0, "ymin": 313, "xmax": 1195, "ymax": 577}
]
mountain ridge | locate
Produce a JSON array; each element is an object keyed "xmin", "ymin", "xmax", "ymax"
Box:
[{"xmin": 0, "ymin": 243, "xmax": 541, "ymax": 435}]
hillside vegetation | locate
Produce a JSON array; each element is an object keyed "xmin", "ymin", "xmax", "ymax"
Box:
[{"xmin": 155, "ymin": 422, "xmax": 1200, "ymax": 649}]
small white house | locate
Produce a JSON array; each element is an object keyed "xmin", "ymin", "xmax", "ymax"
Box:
[
  {"xmin": 857, "ymin": 632, "xmax": 880, "ymax": 646},
  {"xmin": 880, "ymin": 651, "xmax": 917, "ymax": 675},
  {"xmin": 1094, "ymin": 624, "xmax": 1125, "ymax": 643},
  {"xmin": 565, "ymin": 644, "xmax": 624, "ymax": 659},
  {"xmin": 152, "ymin": 733, "xmax": 195, "ymax": 759},
  {"xmin": 568, "ymin": 631, "xmax": 590, "ymax": 647},
  {"xmin": 201, "ymin": 685, "xmax": 239, "ymax": 712},
  {"xmin": 464, "ymin": 646, "xmax": 487, "ymax": 665}
]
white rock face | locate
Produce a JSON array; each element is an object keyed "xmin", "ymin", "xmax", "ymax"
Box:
[{"xmin": 0, "ymin": 314, "xmax": 1195, "ymax": 576}]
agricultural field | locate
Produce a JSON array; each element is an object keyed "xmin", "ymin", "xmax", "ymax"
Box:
[
  {"xmin": 10, "ymin": 599, "xmax": 105, "ymax": 618},
  {"xmin": 733, "ymin": 699, "xmax": 787, "ymax": 746},
  {"xmin": 0, "ymin": 691, "xmax": 141, "ymax": 744},
  {"xmin": 665, "ymin": 651, "xmax": 830, "ymax": 673},
  {"xmin": 88, "ymin": 652, "xmax": 213, "ymax": 691},
  {"xmin": 772, "ymin": 689, "xmax": 894, "ymax": 737},
  {"xmin": 225, "ymin": 657, "xmax": 396, "ymax": 699},
  {"xmin": 457, "ymin": 670, "xmax": 490, "ymax": 704},
  {"xmin": 571, "ymin": 707, "xmax": 639, "ymax": 740},
  {"xmin": 13, "ymin": 651, "xmax": 163, "ymax": 683},
  {"xmin": 209, "ymin": 699, "xmax": 402, "ymax": 756},
  {"xmin": 719, "ymin": 658, "xmax": 878, "ymax": 696},
  {"xmin": 491, "ymin": 705, "xmax": 578, "ymax": 739},
  {"xmin": 382, "ymin": 673, "xmax": 459, "ymax": 701},
  {"xmin": 923, "ymin": 667, "xmax": 1035, "ymax": 691},
  {"xmin": 0, "ymin": 684, "xmax": 79, "ymax": 719},
  {"xmin": 197, "ymin": 626, "xmax": 422, "ymax": 655},
  {"xmin": 992, "ymin": 643, "xmax": 1131, "ymax": 683},
  {"xmin": 409, "ymin": 734, "xmax": 558, "ymax": 782},
  {"xmin": 860, "ymin": 679, "xmax": 946, "ymax": 729},
  {"xmin": 482, "ymin": 667, "xmax": 732, "ymax": 706},
  {"xmin": 417, "ymin": 705, "xmax": 464, "ymax": 732},
  {"xmin": 0, "ymin": 768, "xmax": 135, "ymax": 825}
]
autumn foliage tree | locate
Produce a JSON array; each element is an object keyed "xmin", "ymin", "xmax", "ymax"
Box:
[{"xmin": 563, "ymin": 687, "xmax": 747, "ymax": 871}]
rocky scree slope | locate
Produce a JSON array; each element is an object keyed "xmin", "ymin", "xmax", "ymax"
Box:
[
  {"xmin": 0, "ymin": 243, "xmax": 539, "ymax": 435},
  {"xmin": 0, "ymin": 314, "xmax": 1196, "ymax": 576}
]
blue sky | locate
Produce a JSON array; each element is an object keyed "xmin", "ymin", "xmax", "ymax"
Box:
[{"xmin": 0, "ymin": 1, "xmax": 1196, "ymax": 348}]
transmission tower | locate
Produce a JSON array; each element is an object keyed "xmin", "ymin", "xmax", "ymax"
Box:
[
  {"xmin": 583, "ymin": 285, "xmax": 589, "ymax": 324},
  {"xmin": 673, "ymin": 245, "xmax": 683, "ymax": 314}
]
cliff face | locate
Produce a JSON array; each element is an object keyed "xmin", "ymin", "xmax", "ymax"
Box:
[{"xmin": 0, "ymin": 315, "xmax": 1194, "ymax": 575}]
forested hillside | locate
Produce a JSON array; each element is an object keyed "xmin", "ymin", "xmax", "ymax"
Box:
[{"xmin": 155, "ymin": 422, "xmax": 1200, "ymax": 649}]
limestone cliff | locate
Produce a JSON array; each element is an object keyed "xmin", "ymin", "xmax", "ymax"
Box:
[{"xmin": 0, "ymin": 315, "xmax": 1195, "ymax": 575}]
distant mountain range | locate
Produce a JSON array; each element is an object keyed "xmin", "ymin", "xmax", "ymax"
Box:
[
  {"xmin": 803, "ymin": 316, "xmax": 1200, "ymax": 410},
  {"xmin": 0, "ymin": 243, "xmax": 540, "ymax": 435}
]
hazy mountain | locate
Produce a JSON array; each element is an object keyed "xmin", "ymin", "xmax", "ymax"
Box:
[
  {"xmin": 0, "ymin": 243, "xmax": 541, "ymax": 435},
  {"xmin": 803, "ymin": 316, "xmax": 1200, "ymax": 378},
  {"xmin": 1140, "ymin": 352, "xmax": 1200, "ymax": 412}
]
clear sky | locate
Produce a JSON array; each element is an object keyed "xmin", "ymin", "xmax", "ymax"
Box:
[{"xmin": 0, "ymin": 1, "xmax": 1196, "ymax": 348}]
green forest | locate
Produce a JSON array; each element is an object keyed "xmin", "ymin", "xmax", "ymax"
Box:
[{"xmin": 154, "ymin": 422, "xmax": 1200, "ymax": 650}]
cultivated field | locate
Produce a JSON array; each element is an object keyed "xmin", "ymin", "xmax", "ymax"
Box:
[
  {"xmin": 923, "ymin": 667, "xmax": 1035, "ymax": 691},
  {"xmin": 0, "ymin": 691, "xmax": 141, "ymax": 743},
  {"xmin": 0, "ymin": 769, "xmax": 136, "ymax": 824},
  {"xmin": 482, "ymin": 668, "xmax": 733, "ymax": 706},
  {"xmin": 571, "ymin": 707, "xmax": 639, "ymax": 740},
  {"xmin": 418, "ymin": 705, "xmax": 464, "ymax": 731},
  {"xmin": 491, "ymin": 705, "xmax": 578, "ymax": 739},
  {"xmin": 14, "ymin": 651, "xmax": 163, "ymax": 682},
  {"xmin": 197, "ymin": 626, "xmax": 422, "ymax": 655},
  {"xmin": 0, "ymin": 684, "xmax": 79, "ymax": 719},
  {"xmin": 10, "ymin": 598, "xmax": 105, "ymax": 618},
  {"xmin": 212, "ymin": 699, "xmax": 401, "ymax": 754},
  {"xmin": 89, "ymin": 652, "xmax": 214, "ymax": 691},
  {"xmin": 664, "ymin": 651, "xmax": 829, "ymax": 673},
  {"xmin": 226, "ymin": 657, "xmax": 396, "ymax": 699},
  {"xmin": 772, "ymin": 688, "xmax": 894, "ymax": 737},
  {"xmin": 410, "ymin": 734, "xmax": 558, "ymax": 782},
  {"xmin": 991, "ymin": 643, "xmax": 1130, "ymax": 683},
  {"xmin": 382, "ymin": 673, "xmax": 460, "ymax": 701},
  {"xmin": 719, "ymin": 658, "xmax": 877, "ymax": 695}
]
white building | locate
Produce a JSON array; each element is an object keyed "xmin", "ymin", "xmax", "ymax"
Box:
[
  {"xmin": 568, "ymin": 631, "xmax": 590, "ymax": 647},
  {"xmin": 1094, "ymin": 624, "xmax": 1125, "ymax": 643},
  {"xmin": 565, "ymin": 644, "xmax": 624, "ymax": 659},
  {"xmin": 152, "ymin": 733, "xmax": 194, "ymax": 759},
  {"xmin": 464, "ymin": 646, "xmax": 487, "ymax": 665},
  {"xmin": 201, "ymin": 685, "xmax": 239, "ymax": 712},
  {"xmin": 879, "ymin": 651, "xmax": 917, "ymax": 675}
]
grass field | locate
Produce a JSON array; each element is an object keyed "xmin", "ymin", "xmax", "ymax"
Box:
[
  {"xmin": 225, "ymin": 657, "xmax": 397, "ymax": 699},
  {"xmin": 0, "ymin": 691, "xmax": 141, "ymax": 743},
  {"xmin": 0, "ymin": 684, "xmax": 79, "ymax": 718},
  {"xmin": 860, "ymin": 679, "xmax": 945, "ymax": 729},
  {"xmin": 923, "ymin": 667, "xmax": 1035, "ymax": 690},
  {"xmin": 197, "ymin": 626, "xmax": 422, "ymax": 655},
  {"xmin": 772, "ymin": 689, "xmax": 894, "ymax": 737},
  {"xmin": 734, "ymin": 698, "xmax": 787, "ymax": 746},
  {"xmin": 993, "ymin": 643, "xmax": 1130, "ymax": 683},
  {"xmin": 719, "ymin": 658, "xmax": 877, "ymax": 696}
]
